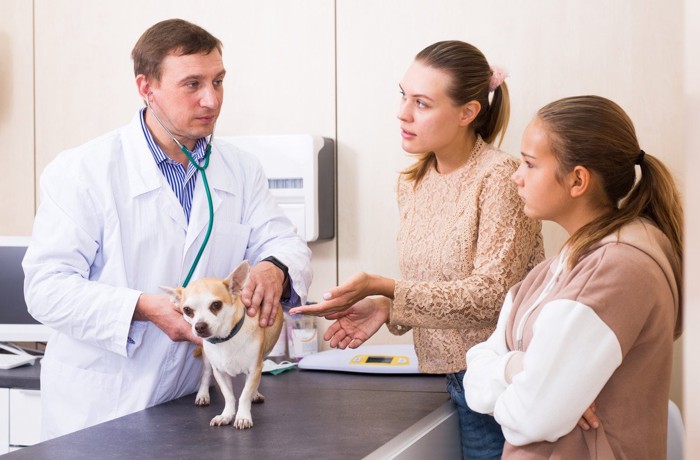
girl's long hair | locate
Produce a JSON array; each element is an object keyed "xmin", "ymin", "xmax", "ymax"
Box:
[{"xmin": 537, "ymin": 95, "xmax": 683, "ymax": 268}]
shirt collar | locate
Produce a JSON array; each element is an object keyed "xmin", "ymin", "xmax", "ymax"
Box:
[{"xmin": 139, "ymin": 108, "xmax": 209, "ymax": 166}]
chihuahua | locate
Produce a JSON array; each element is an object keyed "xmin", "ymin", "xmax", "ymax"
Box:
[{"xmin": 163, "ymin": 260, "xmax": 283, "ymax": 429}]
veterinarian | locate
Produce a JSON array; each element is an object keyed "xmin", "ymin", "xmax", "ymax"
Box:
[
  {"xmin": 291, "ymin": 41, "xmax": 543, "ymax": 459},
  {"xmin": 23, "ymin": 18, "xmax": 312, "ymax": 441}
]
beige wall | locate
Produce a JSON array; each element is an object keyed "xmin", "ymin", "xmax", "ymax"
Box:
[
  {"xmin": 684, "ymin": 0, "xmax": 698, "ymax": 455},
  {"xmin": 0, "ymin": 1, "xmax": 694, "ymax": 453},
  {"xmin": 0, "ymin": 0, "xmax": 35, "ymax": 235}
]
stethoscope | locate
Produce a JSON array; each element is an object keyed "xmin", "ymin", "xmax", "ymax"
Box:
[{"xmin": 145, "ymin": 95, "xmax": 214, "ymax": 287}]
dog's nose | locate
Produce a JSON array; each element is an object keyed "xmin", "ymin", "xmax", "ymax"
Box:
[{"xmin": 195, "ymin": 321, "xmax": 210, "ymax": 336}]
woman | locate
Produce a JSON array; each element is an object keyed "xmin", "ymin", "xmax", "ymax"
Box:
[
  {"xmin": 464, "ymin": 95, "xmax": 683, "ymax": 459},
  {"xmin": 291, "ymin": 40, "xmax": 543, "ymax": 459}
]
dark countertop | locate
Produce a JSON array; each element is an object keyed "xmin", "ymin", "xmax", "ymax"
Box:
[
  {"xmin": 2, "ymin": 367, "xmax": 451, "ymax": 460},
  {"xmin": 0, "ymin": 360, "xmax": 41, "ymax": 390}
]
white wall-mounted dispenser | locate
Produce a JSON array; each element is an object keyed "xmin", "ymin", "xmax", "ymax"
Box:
[{"xmin": 220, "ymin": 135, "xmax": 335, "ymax": 242}]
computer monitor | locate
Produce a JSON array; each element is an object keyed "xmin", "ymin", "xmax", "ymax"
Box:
[{"xmin": 0, "ymin": 236, "xmax": 53, "ymax": 342}]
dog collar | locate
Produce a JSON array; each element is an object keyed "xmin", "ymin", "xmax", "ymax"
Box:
[{"xmin": 206, "ymin": 314, "xmax": 245, "ymax": 344}]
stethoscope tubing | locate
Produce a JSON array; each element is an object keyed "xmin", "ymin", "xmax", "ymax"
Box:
[
  {"xmin": 179, "ymin": 144, "xmax": 213, "ymax": 287},
  {"xmin": 145, "ymin": 98, "xmax": 215, "ymax": 287}
]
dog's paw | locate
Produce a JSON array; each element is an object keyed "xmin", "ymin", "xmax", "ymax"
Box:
[
  {"xmin": 209, "ymin": 415, "xmax": 233, "ymax": 426},
  {"xmin": 195, "ymin": 391, "xmax": 210, "ymax": 406},
  {"xmin": 233, "ymin": 415, "xmax": 253, "ymax": 429},
  {"xmin": 252, "ymin": 391, "xmax": 265, "ymax": 404}
]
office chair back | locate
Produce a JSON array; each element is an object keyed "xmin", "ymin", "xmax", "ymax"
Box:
[{"xmin": 667, "ymin": 399, "xmax": 684, "ymax": 460}]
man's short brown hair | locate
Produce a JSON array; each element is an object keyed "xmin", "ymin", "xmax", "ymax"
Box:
[{"xmin": 131, "ymin": 18, "xmax": 223, "ymax": 81}]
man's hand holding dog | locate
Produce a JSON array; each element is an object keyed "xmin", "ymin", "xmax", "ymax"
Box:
[
  {"xmin": 134, "ymin": 293, "xmax": 203, "ymax": 344},
  {"xmin": 241, "ymin": 261, "xmax": 287, "ymax": 327}
]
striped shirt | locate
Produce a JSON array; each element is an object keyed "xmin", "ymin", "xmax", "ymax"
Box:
[{"xmin": 139, "ymin": 108, "xmax": 208, "ymax": 222}]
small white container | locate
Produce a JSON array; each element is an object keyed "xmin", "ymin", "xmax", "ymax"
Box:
[{"xmin": 287, "ymin": 315, "xmax": 318, "ymax": 360}]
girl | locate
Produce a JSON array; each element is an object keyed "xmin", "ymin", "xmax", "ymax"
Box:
[
  {"xmin": 464, "ymin": 95, "xmax": 683, "ymax": 459},
  {"xmin": 291, "ymin": 41, "xmax": 543, "ymax": 459}
]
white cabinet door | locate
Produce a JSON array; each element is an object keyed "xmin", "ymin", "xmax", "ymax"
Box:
[
  {"xmin": 0, "ymin": 388, "xmax": 9, "ymax": 454},
  {"xmin": 9, "ymin": 389, "xmax": 41, "ymax": 447}
]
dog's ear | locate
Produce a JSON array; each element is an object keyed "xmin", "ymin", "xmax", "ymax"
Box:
[
  {"xmin": 225, "ymin": 260, "xmax": 250, "ymax": 295},
  {"xmin": 160, "ymin": 285, "xmax": 184, "ymax": 307}
]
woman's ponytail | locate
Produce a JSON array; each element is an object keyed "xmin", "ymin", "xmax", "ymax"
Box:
[{"xmin": 477, "ymin": 80, "xmax": 510, "ymax": 147}]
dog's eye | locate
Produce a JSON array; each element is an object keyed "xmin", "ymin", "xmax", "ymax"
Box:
[
  {"xmin": 182, "ymin": 306, "xmax": 194, "ymax": 317},
  {"xmin": 210, "ymin": 301, "xmax": 223, "ymax": 312}
]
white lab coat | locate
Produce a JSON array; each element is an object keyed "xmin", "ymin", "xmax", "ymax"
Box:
[{"xmin": 23, "ymin": 113, "xmax": 312, "ymax": 440}]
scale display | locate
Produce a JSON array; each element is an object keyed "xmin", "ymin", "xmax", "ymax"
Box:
[{"xmin": 298, "ymin": 344, "xmax": 419, "ymax": 374}]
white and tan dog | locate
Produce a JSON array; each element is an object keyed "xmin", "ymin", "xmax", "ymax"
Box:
[{"xmin": 163, "ymin": 260, "xmax": 283, "ymax": 429}]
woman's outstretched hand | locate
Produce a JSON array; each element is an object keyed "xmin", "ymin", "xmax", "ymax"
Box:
[
  {"xmin": 290, "ymin": 272, "xmax": 395, "ymax": 317},
  {"xmin": 321, "ymin": 297, "xmax": 391, "ymax": 349}
]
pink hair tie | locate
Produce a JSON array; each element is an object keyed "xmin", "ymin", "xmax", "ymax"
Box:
[{"xmin": 489, "ymin": 65, "xmax": 508, "ymax": 92}]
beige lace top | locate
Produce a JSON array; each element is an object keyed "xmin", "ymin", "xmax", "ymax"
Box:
[{"xmin": 389, "ymin": 138, "xmax": 544, "ymax": 374}]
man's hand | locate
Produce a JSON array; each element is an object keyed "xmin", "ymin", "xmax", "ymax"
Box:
[
  {"xmin": 134, "ymin": 293, "xmax": 202, "ymax": 345},
  {"xmin": 241, "ymin": 260, "xmax": 285, "ymax": 327}
]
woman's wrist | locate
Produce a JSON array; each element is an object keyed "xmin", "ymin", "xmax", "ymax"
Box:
[
  {"xmin": 376, "ymin": 296, "xmax": 392, "ymax": 322},
  {"xmin": 368, "ymin": 274, "xmax": 396, "ymax": 299}
]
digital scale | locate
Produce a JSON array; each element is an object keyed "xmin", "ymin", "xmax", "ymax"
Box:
[{"xmin": 298, "ymin": 344, "xmax": 419, "ymax": 374}]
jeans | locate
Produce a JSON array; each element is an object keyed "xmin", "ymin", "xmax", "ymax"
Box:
[{"xmin": 446, "ymin": 371, "xmax": 505, "ymax": 460}]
